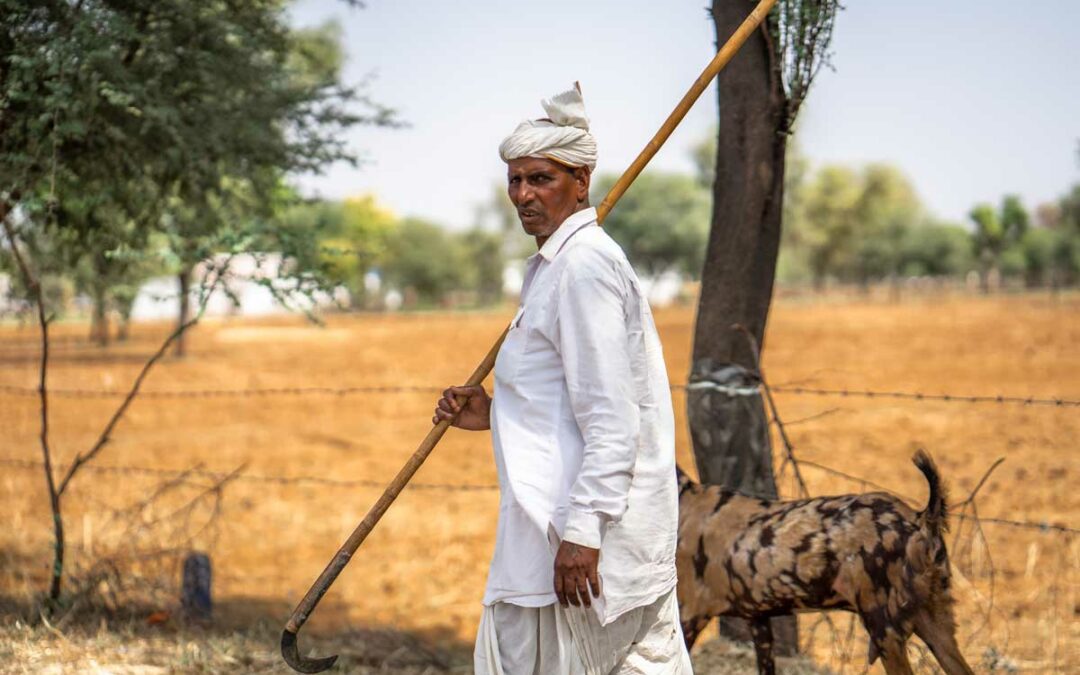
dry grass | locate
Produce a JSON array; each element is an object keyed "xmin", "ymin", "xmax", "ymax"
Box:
[{"xmin": 1, "ymin": 290, "xmax": 1077, "ymax": 672}]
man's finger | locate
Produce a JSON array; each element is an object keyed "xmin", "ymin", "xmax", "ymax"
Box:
[
  {"xmin": 450, "ymin": 385, "xmax": 483, "ymax": 400},
  {"xmin": 588, "ymin": 567, "xmax": 601, "ymax": 599},
  {"xmin": 566, "ymin": 575, "xmax": 581, "ymax": 607},
  {"xmin": 554, "ymin": 573, "xmax": 566, "ymax": 607},
  {"xmin": 577, "ymin": 576, "xmax": 591, "ymax": 608}
]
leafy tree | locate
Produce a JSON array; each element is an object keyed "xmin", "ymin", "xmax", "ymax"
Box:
[
  {"xmin": 899, "ymin": 221, "xmax": 973, "ymax": 277},
  {"xmin": 968, "ymin": 195, "xmax": 1028, "ymax": 291},
  {"xmin": 796, "ymin": 165, "xmax": 862, "ymax": 287},
  {"xmin": 316, "ymin": 194, "xmax": 398, "ymax": 308},
  {"xmin": 0, "ymin": 1, "xmax": 391, "ymax": 602},
  {"xmin": 1022, "ymin": 186, "xmax": 1080, "ymax": 289},
  {"xmin": 592, "ymin": 172, "xmax": 710, "ymax": 279},
  {"xmin": 1019, "ymin": 227, "xmax": 1059, "ymax": 288},
  {"xmin": 458, "ymin": 227, "xmax": 506, "ymax": 306},
  {"xmin": 383, "ymin": 218, "xmax": 467, "ymax": 306},
  {"xmin": 849, "ymin": 164, "xmax": 922, "ymax": 284}
]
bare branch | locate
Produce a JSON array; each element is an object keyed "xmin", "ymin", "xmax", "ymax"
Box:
[
  {"xmin": 1, "ymin": 202, "xmax": 65, "ymax": 600},
  {"xmin": 733, "ymin": 323, "xmax": 811, "ymax": 498},
  {"xmin": 955, "ymin": 457, "xmax": 1005, "ymax": 507},
  {"xmin": 57, "ymin": 256, "xmax": 234, "ymax": 496}
]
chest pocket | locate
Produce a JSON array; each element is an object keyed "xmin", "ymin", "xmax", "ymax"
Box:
[{"xmin": 494, "ymin": 305, "xmax": 527, "ymax": 386}]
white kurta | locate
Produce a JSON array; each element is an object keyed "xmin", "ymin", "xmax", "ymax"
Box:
[{"xmin": 482, "ymin": 206, "xmax": 679, "ymax": 626}]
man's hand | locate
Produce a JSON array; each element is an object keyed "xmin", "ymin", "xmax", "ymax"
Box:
[
  {"xmin": 553, "ymin": 540, "xmax": 600, "ymax": 608},
  {"xmin": 432, "ymin": 384, "xmax": 491, "ymax": 431}
]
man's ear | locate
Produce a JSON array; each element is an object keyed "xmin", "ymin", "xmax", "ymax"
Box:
[{"xmin": 574, "ymin": 166, "xmax": 591, "ymax": 202}]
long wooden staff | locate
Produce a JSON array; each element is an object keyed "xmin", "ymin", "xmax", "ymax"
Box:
[{"xmin": 281, "ymin": 0, "xmax": 778, "ymax": 670}]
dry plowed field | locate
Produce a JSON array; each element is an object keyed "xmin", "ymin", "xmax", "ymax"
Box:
[{"xmin": 1, "ymin": 292, "xmax": 1077, "ymax": 672}]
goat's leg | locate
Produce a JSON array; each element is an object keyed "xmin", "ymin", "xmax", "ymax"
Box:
[
  {"xmin": 877, "ymin": 635, "xmax": 915, "ymax": 675},
  {"xmin": 749, "ymin": 617, "xmax": 776, "ymax": 675},
  {"xmin": 913, "ymin": 609, "xmax": 975, "ymax": 675},
  {"xmin": 681, "ymin": 615, "xmax": 710, "ymax": 651}
]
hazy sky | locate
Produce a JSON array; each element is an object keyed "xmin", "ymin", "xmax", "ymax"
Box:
[{"xmin": 287, "ymin": 0, "xmax": 1080, "ymax": 230}]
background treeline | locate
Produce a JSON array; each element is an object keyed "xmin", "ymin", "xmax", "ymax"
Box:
[
  {"xmin": 5, "ymin": 71, "xmax": 1079, "ymax": 330},
  {"xmin": 778, "ymin": 153, "xmax": 1080, "ymax": 290},
  {"xmin": 290, "ymin": 141, "xmax": 1080, "ymax": 310}
]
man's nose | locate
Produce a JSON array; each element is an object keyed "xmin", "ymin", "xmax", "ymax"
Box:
[{"xmin": 515, "ymin": 182, "xmax": 534, "ymax": 206}]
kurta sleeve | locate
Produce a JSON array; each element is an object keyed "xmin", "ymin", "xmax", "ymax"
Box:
[{"xmin": 555, "ymin": 252, "xmax": 640, "ymax": 549}]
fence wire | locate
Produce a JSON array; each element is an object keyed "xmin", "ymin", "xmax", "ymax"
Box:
[
  {"xmin": 2, "ymin": 456, "xmax": 1074, "ymax": 536},
  {"xmin": 0, "ymin": 457, "xmax": 498, "ymax": 493},
  {"xmin": 1, "ymin": 381, "xmax": 1077, "ymax": 407}
]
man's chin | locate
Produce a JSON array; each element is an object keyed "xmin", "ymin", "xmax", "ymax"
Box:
[{"xmin": 519, "ymin": 217, "xmax": 547, "ymax": 236}]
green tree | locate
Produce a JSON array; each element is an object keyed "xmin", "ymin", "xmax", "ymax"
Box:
[
  {"xmin": 969, "ymin": 195, "xmax": 1029, "ymax": 291},
  {"xmin": 592, "ymin": 172, "xmax": 710, "ymax": 279},
  {"xmin": 0, "ymin": 1, "xmax": 391, "ymax": 603},
  {"xmin": 850, "ymin": 164, "xmax": 923, "ymax": 285},
  {"xmin": 458, "ymin": 227, "xmax": 506, "ymax": 306},
  {"xmin": 899, "ymin": 221, "xmax": 973, "ymax": 277},
  {"xmin": 383, "ymin": 218, "xmax": 467, "ymax": 307},
  {"xmin": 317, "ymin": 194, "xmax": 398, "ymax": 309}
]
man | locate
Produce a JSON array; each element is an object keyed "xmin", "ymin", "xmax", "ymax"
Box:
[{"xmin": 433, "ymin": 85, "xmax": 691, "ymax": 674}]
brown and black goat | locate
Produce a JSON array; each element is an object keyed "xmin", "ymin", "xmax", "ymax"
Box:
[{"xmin": 676, "ymin": 450, "xmax": 974, "ymax": 675}]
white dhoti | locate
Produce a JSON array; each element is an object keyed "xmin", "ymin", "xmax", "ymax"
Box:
[{"xmin": 474, "ymin": 589, "xmax": 693, "ymax": 675}]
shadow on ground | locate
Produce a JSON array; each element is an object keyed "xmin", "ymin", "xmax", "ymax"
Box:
[
  {"xmin": 0, "ymin": 592, "xmax": 474, "ymax": 674},
  {"xmin": 0, "ymin": 549, "xmax": 827, "ymax": 674},
  {"xmin": 0, "ymin": 593, "xmax": 832, "ymax": 674}
]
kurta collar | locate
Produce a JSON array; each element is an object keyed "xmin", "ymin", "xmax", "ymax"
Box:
[{"xmin": 536, "ymin": 207, "xmax": 597, "ymax": 262}]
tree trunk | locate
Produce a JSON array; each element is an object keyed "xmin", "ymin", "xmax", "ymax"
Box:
[
  {"xmin": 90, "ymin": 290, "xmax": 109, "ymax": 347},
  {"xmin": 687, "ymin": 0, "xmax": 795, "ymax": 654},
  {"xmin": 175, "ymin": 267, "xmax": 192, "ymax": 357},
  {"xmin": 1, "ymin": 200, "xmax": 65, "ymax": 605}
]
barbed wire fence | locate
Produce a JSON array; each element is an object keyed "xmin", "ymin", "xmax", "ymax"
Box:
[
  {"xmin": 1, "ymin": 339, "xmax": 1076, "ymax": 670},
  {"xmin": 0, "ymin": 455, "xmax": 1075, "ymax": 539},
  {"xmin": 1, "ymin": 380, "xmax": 1077, "ymax": 406}
]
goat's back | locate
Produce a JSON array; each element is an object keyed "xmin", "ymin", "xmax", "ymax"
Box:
[{"xmin": 677, "ymin": 483, "xmax": 944, "ymax": 629}]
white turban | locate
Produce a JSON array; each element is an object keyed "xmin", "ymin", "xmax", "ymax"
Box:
[{"xmin": 498, "ymin": 83, "xmax": 598, "ymax": 171}]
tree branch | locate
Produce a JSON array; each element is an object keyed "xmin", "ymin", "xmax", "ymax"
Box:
[
  {"xmin": 1, "ymin": 198, "xmax": 65, "ymax": 599},
  {"xmin": 733, "ymin": 323, "xmax": 811, "ymax": 498},
  {"xmin": 56, "ymin": 256, "xmax": 234, "ymax": 496}
]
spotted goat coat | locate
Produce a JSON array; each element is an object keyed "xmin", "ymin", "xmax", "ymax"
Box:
[{"xmin": 676, "ymin": 451, "xmax": 974, "ymax": 675}]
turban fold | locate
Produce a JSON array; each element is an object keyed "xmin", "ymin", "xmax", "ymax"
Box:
[{"xmin": 499, "ymin": 83, "xmax": 598, "ymax": 171}]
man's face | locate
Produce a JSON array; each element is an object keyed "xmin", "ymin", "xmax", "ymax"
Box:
[{"xmin": 506, "ymin": 157, "xmax": 590, "ymax": 239}]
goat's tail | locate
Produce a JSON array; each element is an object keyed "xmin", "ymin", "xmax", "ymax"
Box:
[{"xmin": 913, "ymin": 449, "xmax": 949, "ymax": 539}]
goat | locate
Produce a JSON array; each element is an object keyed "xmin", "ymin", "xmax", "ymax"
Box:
[{"xmin": 676, "ymin": 450, "xmax": 974, "ymax": 675}]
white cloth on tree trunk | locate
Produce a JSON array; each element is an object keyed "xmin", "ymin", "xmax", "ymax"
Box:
[{"xmin": 498, "ymin": 84, "xmax": 598, "ymax": 170}]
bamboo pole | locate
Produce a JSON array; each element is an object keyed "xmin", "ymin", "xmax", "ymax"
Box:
[
  {"xmin": 282, "ymin": 1, "xmax": 779, "ymax": 671},
  {"xmin": 597, "ymin": 0, "xmax": 778, "ymax": 221}
]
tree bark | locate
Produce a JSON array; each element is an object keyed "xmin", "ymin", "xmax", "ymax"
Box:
[
  {"xmin": 90, "ymin": 289, "xmax": 109, "ymax": 347},
  {"xmin": 1, "ymin": 200, "xmax": 65, "ymax": 604},
  {"xmin": 175, "ymin": 266, "xmax": 192, "ymax": 357},
  {"xmin": 687, "ymin": 0, "xmax": 795, "ymax": 654}
]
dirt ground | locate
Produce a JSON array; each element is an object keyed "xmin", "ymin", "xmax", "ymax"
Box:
[{"xmin": 1, "ymin": 290, "xmax": 1077, "ymax": 672}]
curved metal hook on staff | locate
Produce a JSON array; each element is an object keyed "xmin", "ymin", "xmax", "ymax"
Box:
[{"xmin": 281, "ymin": 0, "xmax": 779, "ymax": 670}]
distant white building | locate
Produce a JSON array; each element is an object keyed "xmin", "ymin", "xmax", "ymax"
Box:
[{"xmin": 130, "ymin": 253, "xmax": 347, "ymax": 322}]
